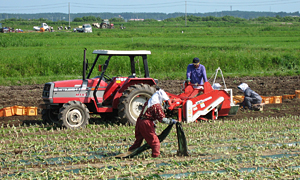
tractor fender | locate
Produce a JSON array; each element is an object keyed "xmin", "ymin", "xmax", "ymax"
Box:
[{"xmin": 112, "ymin": 78, "xmax": 157, "ymax": 109}]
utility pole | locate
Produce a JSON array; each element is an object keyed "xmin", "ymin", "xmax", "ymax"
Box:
[
  {"xmin": 68, "ymin": 2, "xmax": 70, "ymax": 28},
  {"xmin": 185, "ymin": 1, "xmax": 187, "ymax": 26}
]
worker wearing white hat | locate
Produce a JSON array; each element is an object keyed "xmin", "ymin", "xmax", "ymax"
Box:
[
  {"xmin": 238, "ymin": 83, "xmax": 262, "ymax": 110},
  {"xmin": 128, "ymin": 87, "xmax": 177, "ymax": 158}
]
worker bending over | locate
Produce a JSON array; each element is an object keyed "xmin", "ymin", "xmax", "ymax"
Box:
[
  {"xmin": 186, "ymin": 57, "xmax": 208, "ymax": 85},
  {"xmin": 238, "ymin": 83, "xmax": 262, "ymax": 110},
  {"xmin": 128, "ymin": 87, "xmax": 177, "ymax": 158}
]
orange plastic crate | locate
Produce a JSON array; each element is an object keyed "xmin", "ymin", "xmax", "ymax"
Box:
[
  {"xmin": 3, "ymin": 107, "xmax": 14, "ymax": 117},
  {"xmin": 233, "ymin": 95, "xmax": 244, "ymax": 103},
  {"xmin": 13, "ymin": 106, "xmax": 26, "ymax": 116},
  {"xmin": 0, "ymin": 109, "xmax": 3, "ymax": 117},
  {"xmin": 273, "ymin": 96, "xmax": 282, "ymax": 104},
  {"xmin": 283, "ymin": 94, "xmax": 295, "ymax": 100},
  {"xmin": 262, "ymin": 96, "xmax": 273, "ymax": 104},
  {"xmin": 296, "ymin": 90, "xmax": 300, "ymax": 99},
  {"xmin": 26, "ymin": 107, "xmax": 38, "ymax": 116}
]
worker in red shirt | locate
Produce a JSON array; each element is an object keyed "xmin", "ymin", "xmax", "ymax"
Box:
[{"xmin": 128, "ymin": 87, "xmax": 177, "ymax": 158}]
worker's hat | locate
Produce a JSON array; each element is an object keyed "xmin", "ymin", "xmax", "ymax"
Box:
[{"xmin": 193, "ymin": 57, "xmax": 200, "ymax": 65}]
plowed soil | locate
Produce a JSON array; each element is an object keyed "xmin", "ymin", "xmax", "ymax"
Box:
[{"xmin": 1, "ymin": 75, "xmax": 300, "ymax": 127}]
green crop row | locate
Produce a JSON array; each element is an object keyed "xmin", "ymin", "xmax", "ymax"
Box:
[{"xmin": 1, "ymin": 115, "xmax": 300, "ymax": 179}]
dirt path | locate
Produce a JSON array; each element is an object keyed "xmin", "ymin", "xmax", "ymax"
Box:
[{"xmin": 0, "ymin": 75, "xmax": 300, "ymax": 127}]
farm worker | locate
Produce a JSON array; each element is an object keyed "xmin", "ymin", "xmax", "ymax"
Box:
[
  {"xmin": 186, "ymin": 57, "xmax": 208, "ymax": 85},
  {"xmin": 128, "ymin": 87, "xmax": 177, "ymax": 158},
  {"xmin": 238, "ymin": 83, "xmax": 262, "ymax": 110}
]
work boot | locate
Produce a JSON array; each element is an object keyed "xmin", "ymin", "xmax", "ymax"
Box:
[{"xmin": 252, "ymin": 104, "xmax": 263, "ymax": 111}]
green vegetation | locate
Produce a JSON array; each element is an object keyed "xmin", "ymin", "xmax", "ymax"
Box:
[
  {"xmin": 0, "ymin": 19, "xmax": 300, "ymax": 86},
  {"xmin": 1, "ymin": 116, "xmax": 300, "ymax": 179}
]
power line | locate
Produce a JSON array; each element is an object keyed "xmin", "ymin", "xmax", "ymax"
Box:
[
  {"xmin": 189, "ymin": 0, "xmax": 300, "ymax": 6},
  {"xmin": 0, "ymin": 4, "xmax": 66, "ymax": 11},
  {"xmin": 71, "ymin": 4, "xmax": 183, "ymax": 10},
  {"xmin": 0, "ymin": 3, "xmax": 66, "ymax": 8},
  {"xmin": 72, "ymin": 1, "xmax": 183, "ymax": 7}
]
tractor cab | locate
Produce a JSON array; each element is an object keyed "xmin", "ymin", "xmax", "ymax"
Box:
[{"xmin": 84, "ymin": 50, "xmax": 156, "ymax": 107}]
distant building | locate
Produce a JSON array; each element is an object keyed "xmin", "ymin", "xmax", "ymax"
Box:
[{"xmin": 129, "ymin": 19, "xmax": 144, "ymax": 21}]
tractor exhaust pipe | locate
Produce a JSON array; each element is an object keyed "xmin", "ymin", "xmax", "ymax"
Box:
[{"xmin": 83, "ymin": 48, "xmax": 87, "ymax": 80}]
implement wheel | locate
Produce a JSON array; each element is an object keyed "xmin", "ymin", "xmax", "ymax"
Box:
[
  {"xmin": 204, "ymin": 108, "xmax": 219, "ymax": 120},
  {"xmin": 118, "ymin": 84, "xmax": 156, "ymax": 125},
  {"xmin": 58, "ymin": 101, "xmax": 90, "ymax": 129}
]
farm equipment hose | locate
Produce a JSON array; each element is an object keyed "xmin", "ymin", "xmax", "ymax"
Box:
[{"xmin": 176, "ymin": 122, "xmax": 189, "ymax": 156}]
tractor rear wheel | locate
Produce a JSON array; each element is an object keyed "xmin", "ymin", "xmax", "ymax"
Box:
[
  {"xmin": 58, "ymin": 101, "xmax": 90, "ymax": 129},
  {"xmin": 118, "ymin": 84, "xmax": 156, "ymax": 125},
  {"xmin": 42, "ymin": 109, "xmax": 60, "ymax": 125}
]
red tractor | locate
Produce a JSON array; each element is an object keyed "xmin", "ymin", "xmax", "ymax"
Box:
[
  {"xmin": 40, "ymin": 49, "xmax": 238, "ymax": 129},
  {"xmin": 40, "ymin": 49, "xmax": 157, "ymax": 129},
  {"xmin": 100, "ymin": 19, "xmax": 114, "ymax": 29}
]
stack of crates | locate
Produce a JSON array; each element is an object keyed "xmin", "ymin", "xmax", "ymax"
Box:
[
  {"xmin": 0, "ymin": 106, "xmax": 37, "ymax": 117},
  {"xmin": 283, "ymin": 94, "xmax": 296, "ymax": 100},
  {"xmin": 261, "ymin": 96, "xmax": 282, "ymax": 104},
  {"xmin": 282, "ymin": 90, "xmax": 300, "ymax": 100}
]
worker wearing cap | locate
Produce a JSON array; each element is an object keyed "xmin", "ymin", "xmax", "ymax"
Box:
[
  {"xmin": 186, "ymin": 57, "xmax": 208, "ymax": 85},
  {"xmin": 128, "ymin": 87, "xmax": 177, "ymax": 158},
  {"xmin": 238, "ymin": 83, "xmax": 262, "ymax": 110}
]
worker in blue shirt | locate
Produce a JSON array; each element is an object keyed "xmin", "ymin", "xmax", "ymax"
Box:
[{"xmin": 186, "ymin": 57, "xmax": 208, "ymax": 85}]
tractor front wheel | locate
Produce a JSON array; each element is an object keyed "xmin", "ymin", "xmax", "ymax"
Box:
[
  {"xmin": 118, "ymin": 84, "xmax": 156, "ymax": 125},
  {"xmin": 58, "ymin": 101, "xmax": 90, "ymax": 129}
]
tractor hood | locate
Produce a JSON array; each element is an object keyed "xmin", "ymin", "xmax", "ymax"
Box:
[{"xmin": 53, "ymin": 78, "xmax": 107, "ymax": 88}]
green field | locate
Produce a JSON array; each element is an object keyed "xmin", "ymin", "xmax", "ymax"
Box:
[
  {"xmin": 1, "ymin": 116, "xmax": 300, "ymax": 179},
  {"xmin": 0, "ymin": 21, "xmax": 300, "ymax": 85},
  {"xmin": 1, "ymin": 20, "xmax": 300, "ymax": 179}
]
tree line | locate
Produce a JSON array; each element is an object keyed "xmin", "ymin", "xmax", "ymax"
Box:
[
  {"xmin": 0, "ymin": 11, "xmax": 299, "ymax": 22},
  {"xmin": 1, "ymin": 15, "xmax": 300, "ymax": 26}
]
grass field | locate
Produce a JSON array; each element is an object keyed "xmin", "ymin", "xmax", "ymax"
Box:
[{"xmin": 0, "ymin": 21, "xmax": 300, "ymax": 85}]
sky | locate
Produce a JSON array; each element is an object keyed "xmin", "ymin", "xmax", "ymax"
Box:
[{"xmin": 1, "ymin": 0, "xmax": 300, "ymax": 14}]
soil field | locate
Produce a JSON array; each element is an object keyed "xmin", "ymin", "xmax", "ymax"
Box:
[
  {"xmin": 1, "ymin": 76, "xmax": 300, "ymax": 179},
  {"xmin": 0, "ymin": 75, "xmax": 300, "ymax": 126}
]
